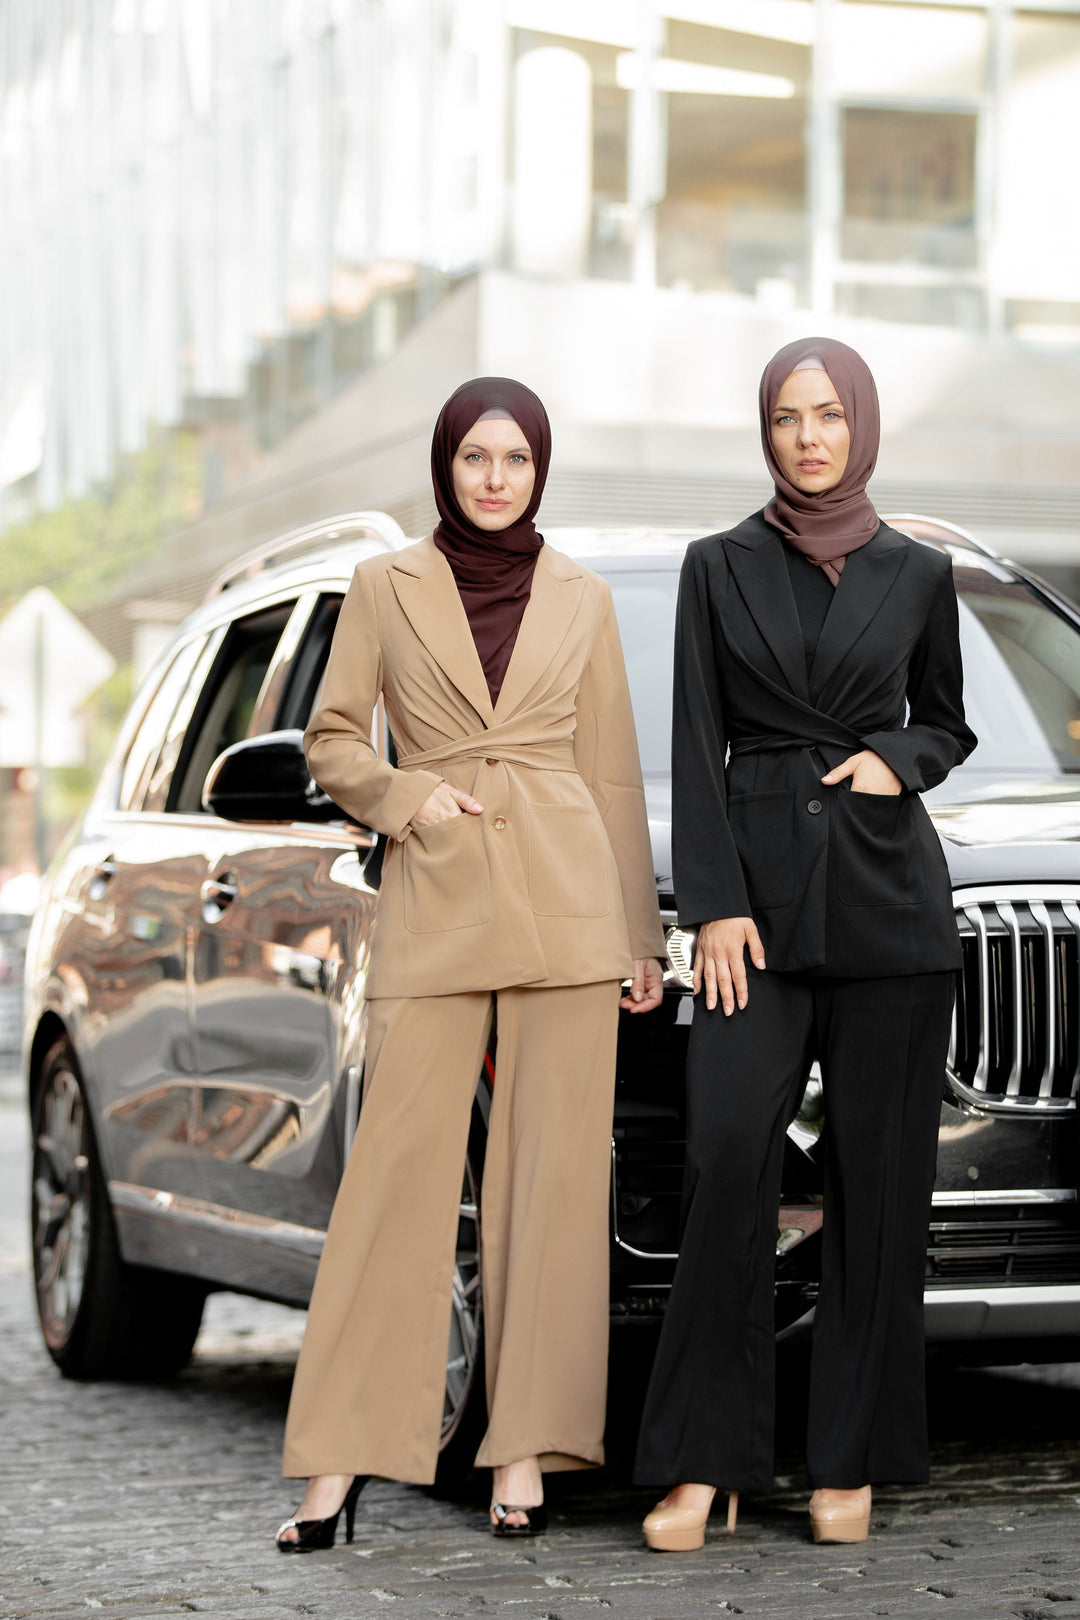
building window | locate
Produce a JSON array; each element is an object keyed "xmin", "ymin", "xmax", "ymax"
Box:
[
  {"xmin": 656, "ymin": 13, "xmax": 811, "ymax": 300},
  {"xmin": 841, "ymin": 107, "xmax": 978, "ymax": 270}
]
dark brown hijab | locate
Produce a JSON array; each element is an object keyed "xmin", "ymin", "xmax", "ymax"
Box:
[
  {"xmin": 431, "ymin": 376, "xmax": 551, "ymax": 703},
  {"xmin": 759, "ymin": 336, "xmax": 880, "ymax": 584}
]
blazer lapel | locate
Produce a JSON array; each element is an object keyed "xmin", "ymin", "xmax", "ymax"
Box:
[
  {"xmin": 493, "ymin": 546, "xmax": 586, "ymax": 721},
  {"xmin": 809, "ymin": 526, "xmax": 908, "ymax": 699},
  {"xmin": 388, "ymin": 539, "xmax": 495, "ymax": 723},
  {"xmin": 725, "ymin": 518, "xmax": 810, "ymax": 702}
]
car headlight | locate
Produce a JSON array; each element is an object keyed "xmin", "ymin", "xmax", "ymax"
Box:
[{"xmin": 664, "ymin": 926, "xmax": 697, "ymax": 991}]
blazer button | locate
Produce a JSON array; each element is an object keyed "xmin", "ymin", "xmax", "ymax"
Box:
[
  {"xmin": 486, "ymin": 757, "xmax": 498, "ymax": 766},
  {"xmin": 807, "ymin": 799, "xmax": 823, "ymax": 814},
  {"xmin": 493, "ymin": 816, "xmax": 507, "ymax": 830}
]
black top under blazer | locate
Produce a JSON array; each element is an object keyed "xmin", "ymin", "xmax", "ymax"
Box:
[{"xmin": 672, "ymin": 512, "xmax": 978, "ymax": 977}]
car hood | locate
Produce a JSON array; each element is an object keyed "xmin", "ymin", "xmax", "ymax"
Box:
[{"xmin": 645, "ymin": 773, "xmax": 1080, "ymax": 899}]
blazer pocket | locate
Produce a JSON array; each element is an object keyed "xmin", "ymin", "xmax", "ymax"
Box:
[
  {"xmin": 727, "ymin": 791, "xmax": 795, "ymax": 910},
  {"xmin": 403, "ymin": 815, "xmax": 492, "ymax": 932},
  {"xmin": 836, "ymin": 790, "xmax": 926, "ymax": 906},
  {"xmin": 527, "ymin": 803, "xmax": 611, "ymax": 918}
]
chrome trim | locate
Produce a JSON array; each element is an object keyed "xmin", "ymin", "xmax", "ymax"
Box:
[
  {"xmin": 109, "ymin": 1181, "xmax": 326, "ymax": 1258},
  {"xmin": 610, "ymin": 1141, "xmax": 677, "ymax": 1260},
  {"xmin": 950, "ymin": 885, "xmax": 1080, "ymax": 1113},
  {"xmin": 207, "ymin": 511, "xmax": 406, "ymax": 596},
  {"xmin": 1064, "ymin": 899, "xmax": 1080, "ymax": 1099},
  {"xmin": 1029, "ymin": 900, "xmax": 1057, "ymax": 1100},
  {"xmin": 930, "ymin": 1188, "xmax": 1077, "ymax": 1206},
  {"xmin": 962, "ymin": 900, "xmax": 992, "ymax": 1094},
  {"xmin": 998, "ymin": 900, "xmax": 1023, "ymax": 1098}
]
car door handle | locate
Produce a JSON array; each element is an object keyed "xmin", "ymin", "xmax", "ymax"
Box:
[
  {"xmin": 88, "ymin": 857, "xmax": 118, "ymax": 901},
  {"xmin": 200, "ymin": 874, "xmax": 238, "ymax": 922}
]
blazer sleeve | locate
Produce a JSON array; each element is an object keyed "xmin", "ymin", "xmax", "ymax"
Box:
[
  {"xmin": 671, "ymin": 542, "xmax": 753, "ymax": 927},
  {"xmin": 573, "ymin": 583, "xmax": 665, "ymax": 962},
  {"xmin": 860, "ymin": 558, "xmax": 978, "ymax": 793},
  {"xmin": 304, "ymin": 565, "xmax": 444, "ymax": 840}
]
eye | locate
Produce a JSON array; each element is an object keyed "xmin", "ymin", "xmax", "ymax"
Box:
[
  {"xmin": 822, "ymin": 410, "xmax": 844, "ymax": 422},
  {"xmin": 464, "ymin": 452, "xmax": 485, "ymax": 463},
  {"xmin": 508, "ymin": 453, "xmax": 529, "ymax": 465},
  {"xmin": 774, "ymin": 413, "xmax": 795, "ymax": 426}
]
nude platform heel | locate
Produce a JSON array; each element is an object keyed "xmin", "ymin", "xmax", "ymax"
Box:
[
  {"xmin": 643, "ymin": 1488, "xmax": 738, "ymax": 1551},
  {"xmin": 809, "ymin": 1485, "xmax": 871, "ymax": 1544}
]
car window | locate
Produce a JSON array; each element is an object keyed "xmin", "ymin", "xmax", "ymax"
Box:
[
  {"xmin": 605, "ymin": 573, "xmax": 677, "ymax": 779},
  {"xmin": 951, "ymin": 560, "xmax": 1080, "ymax": 778},
  {"xmin": 168, "ymin": 601, "xmax": 298, "ymax": 814},
  {"xmin": 278, "ymin": 593, "xmax": 344, "ymax": 730},
  {"xmin": 117, "ymin": 637, "xmax": 208, "ymax": 812}
]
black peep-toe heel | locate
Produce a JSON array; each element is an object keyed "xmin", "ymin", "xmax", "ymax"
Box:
[
  {"xmin": 276, "ymin": 1474, "xmax": 369, "ymax": 1552},
  {"xmin": 490, "ymin": 1501, "xmax": 548, "ymax": 1537}
]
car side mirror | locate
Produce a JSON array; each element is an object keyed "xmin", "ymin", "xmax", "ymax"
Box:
[{"xmin": 202, "ymin": 729, "xmax": 347, "ymax": 824}]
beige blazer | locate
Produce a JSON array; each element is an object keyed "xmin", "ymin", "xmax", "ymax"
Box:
[{"xmin": 304, "ymin": 538, "xmax": 665, "ymax": 999}]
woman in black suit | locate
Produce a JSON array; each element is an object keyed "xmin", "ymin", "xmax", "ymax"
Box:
[{"xmin": 635, "ymin": 337, "xmax": 976, "ymax": 1549}]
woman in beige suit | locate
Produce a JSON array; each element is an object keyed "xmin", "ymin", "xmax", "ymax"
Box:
[{"xmin": 275, "ymin": 377, "xmax": 665, "ymax": 1550}]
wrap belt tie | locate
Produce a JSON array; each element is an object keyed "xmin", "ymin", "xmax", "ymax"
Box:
[
  {"xmin": 730, "ymin": 724, "xmax": 860, "ymax": 758},
  {"xmin": 397, "ymin": 733, "xmax": 578, "ymax": 775}
]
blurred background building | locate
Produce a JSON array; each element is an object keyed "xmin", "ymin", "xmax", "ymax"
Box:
[{"xmin": 0, "ymin": 0, "xmax": 1079, "ymax": 875}]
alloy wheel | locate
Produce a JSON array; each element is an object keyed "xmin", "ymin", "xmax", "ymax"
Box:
[
  {"xmin": 443, "ymin": 1153, "xmax": 481, "ymax": 1443},
  {"xmin": 32, "ymin": 1060, "xmax": 92, "ymax": 1351}
]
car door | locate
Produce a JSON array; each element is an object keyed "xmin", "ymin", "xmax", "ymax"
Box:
[
  {"xmin": 79, "ymin": 630, "xmax": 224, "ymax": 1203},
  {"xmin": 179, "ymin": 589, "xmax": 381, "ymax": 1236}
]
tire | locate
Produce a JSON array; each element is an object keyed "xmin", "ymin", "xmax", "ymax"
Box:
[
  {"xmin": 31, "ymin": 1037, "xmax": 207, "ymax": 1380},
  {"xmin": 435, "ymin": 1107, "xmax": 488, "ymax": 1487}
]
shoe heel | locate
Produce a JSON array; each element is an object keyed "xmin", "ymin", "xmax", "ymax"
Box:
[
  {"xmin": 344, "ymin": 1475, "xmax": 369, "ymax": 1544},
  {"xmin": 726, "ymin": 1491, "xmax": 739, "ymax": 1534}
]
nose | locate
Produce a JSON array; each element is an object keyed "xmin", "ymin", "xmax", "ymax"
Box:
[
  {"xmin": 486, "ymin": 462, "xmax": 505, "ymax": 489},
  {"xmin": 796, "ymin": 418, "xmax": 819, "ymax": 448}
]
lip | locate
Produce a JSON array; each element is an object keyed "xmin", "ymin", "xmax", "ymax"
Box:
[
  {"xmin": 476, "ymin": 499, "xmax": 510, "ymax": 510},
  {"xmin": 797, "ymin": 460, "xmax": 827, "ymax": 471}
]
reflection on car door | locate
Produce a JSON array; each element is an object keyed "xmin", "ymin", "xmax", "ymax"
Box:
[
  {"xmin": 86, "ymin": 632, "xmax": 222, "ymax": 1203},
  {"xmin": 182, "ymin": 593, "xmax": 380, "ymax": 1233}
]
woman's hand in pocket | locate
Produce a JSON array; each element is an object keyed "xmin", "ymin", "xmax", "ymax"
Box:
[
  {"xmin": 695, "ymin": 918, "xmax": 766, "ymax": 1015},
  {"xmin": 821, "ymin": 750, "xmax": 903, "ymax": 796},
  {"xmin": 410, "ymin": 783, "xmax": 484, "ymax": 828}
]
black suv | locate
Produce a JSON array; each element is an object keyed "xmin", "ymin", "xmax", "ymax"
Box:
[{"xmin": 25, "ymin": 511, "xmax": 1080, "ymax": 1472}]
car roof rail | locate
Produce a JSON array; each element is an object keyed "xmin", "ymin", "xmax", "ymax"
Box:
[
  {"xmin": 883, "ymin": 512, "xmax": 1001, "ymax": 560},
  {"xmin": 206, "ymin": 511, "xmax": 409, "ymax": 597}
]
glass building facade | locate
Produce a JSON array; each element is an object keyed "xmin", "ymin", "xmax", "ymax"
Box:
[{"xmin": 0, "ymin": 0, "xmax": 1077, "ymax": 523}]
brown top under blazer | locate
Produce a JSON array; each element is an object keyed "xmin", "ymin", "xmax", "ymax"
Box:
[
  {"xmin": 672, "ymin": 514, "xmax": 977, "ymax": 977},
  {"xmin": 304, "ymin": 538, "xmax": 665, "ymax": 999}
]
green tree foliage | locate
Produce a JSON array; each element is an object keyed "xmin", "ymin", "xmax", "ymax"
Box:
[
  {"xmin": 0, "ymin": 429, "xmax": 202, "ymax": 615},
  {"xmin": 0, "ymin": 430, "xmax": 203, "ymax": 868}
]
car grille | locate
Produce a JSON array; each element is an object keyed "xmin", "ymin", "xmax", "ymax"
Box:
[
  {"xmin": 927, "ymin": 1202, "xmax": 1080, "ymax": 1285},
  {"xmin": 950, "ymin": 887, "xmax": 1080, "ymax": 1113}
]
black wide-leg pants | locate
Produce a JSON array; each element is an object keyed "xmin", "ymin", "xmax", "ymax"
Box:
[{"xmin": 634, "ymin": 970, "xmax": 953, "ymax": 1494}]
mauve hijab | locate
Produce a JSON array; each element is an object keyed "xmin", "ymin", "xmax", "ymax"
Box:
[
  {"xmin": 759, "ymin": 336, "xmax": 881, "ymax": 584},
  {"xmin": 431, "ymin": 376, "xmax": 551, "ymax": 703}
]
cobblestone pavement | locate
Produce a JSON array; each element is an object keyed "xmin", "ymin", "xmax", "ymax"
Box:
[{"xmin": 3, "ymin": 1067, "xmax": 1080, "ymax": 1620}]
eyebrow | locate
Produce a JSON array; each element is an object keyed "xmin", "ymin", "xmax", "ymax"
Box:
[
  {"xmin": 773, "ymin": 399, "xmax": 843, "ymax": 414},
  {"xmin": 460, "ymin": 440, "xmax": 531, "ymax": 455}
]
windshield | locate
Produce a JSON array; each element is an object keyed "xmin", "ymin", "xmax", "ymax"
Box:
[{"xmin": 603, "ymin": 553, "xmax": 1080, "ymax": 784}]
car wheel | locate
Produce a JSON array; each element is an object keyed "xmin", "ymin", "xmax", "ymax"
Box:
[
  {"xmin": 435, "ymin": 1109, "xmax": 487, "ymax": 1485},
  {"xmin": 31, "ymin": 1036, "xmax": 207, "ymax": 1380}
]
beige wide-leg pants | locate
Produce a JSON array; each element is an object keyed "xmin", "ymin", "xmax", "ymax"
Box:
[{"xmin": 282, "ymin": 980, "xmax": 620, "ymax": 1484}]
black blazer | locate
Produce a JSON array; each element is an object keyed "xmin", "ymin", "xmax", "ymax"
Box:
[{"xmin": 672, "ymin": 513, "xmax": 977, "ymax": 977}]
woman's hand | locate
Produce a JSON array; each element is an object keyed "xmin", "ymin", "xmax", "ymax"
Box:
[
  {"xmin": 410, "ymin": 783, "xmax": 484, "ymax": 828},
  {"xmin": 821, "ymin": 749, "xmax": 903, "ymax": 796},
  {"xmin": 620, "ymin": 957, "xmax": 664, "ymax": 1014},
  {"xmin": 695, "ymin": 918, "xmax": 766, "ymax": 1014}
]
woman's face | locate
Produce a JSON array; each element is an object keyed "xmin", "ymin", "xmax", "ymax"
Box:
[
  {"xmin": 451, "ymin": 416, "xmax": 536, "ymax": 531},
  {"xmin": 769, "ymin": 368, "xmax": 851, "ymax": 494}
]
